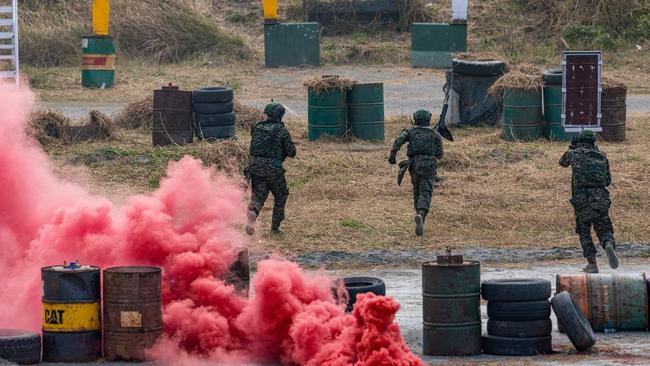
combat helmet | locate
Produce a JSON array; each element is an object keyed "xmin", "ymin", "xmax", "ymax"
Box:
[{"xmin": 413, "ymin": 110, "xmax": 432, "ymax": 126}]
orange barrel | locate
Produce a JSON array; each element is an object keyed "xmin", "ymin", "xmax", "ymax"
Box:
[{"xmin": 557, "ymin": 274, "xmax": 648, "ymax": 331}]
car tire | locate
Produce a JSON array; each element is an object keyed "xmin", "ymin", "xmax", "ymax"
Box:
[
  {"xmin": 483, "ymin": 335, "xmax": 553, "ymax": 356},
  {"xmin": 344, "ymin": 277, "xmax": 386, "ymax": 312},
  {"xmin": 196, "ymin": 125, "xmax": 236, "ymax": 141},
  {"xmin": 488, "ymin": 300, "xmax": 551, "ymax": 321},
  {"xmin": 543, "ymin": 69, "xmax": 563, "ymax": 85},
  {"xmin": 0, "ymin": 329, "xmax": 41, "ymax": 364},
  {"xmin": 552, "ymin": 291, "xmax": 596, "ymax": 352},
  {"xmin": 487, "ymin": 319, "xmax": 552, "ymax": 338},
  {"xmin": 195, "ymin": 112, "xmax": 237, "ymax": 127},
  {"xmin": 193, "ymin": 101, "xmax": 234, "ymax": 114},
  {"xmin": 481, "ymin": 279, "xmax": 552, "ymax": 301},
  {"xmin": 192, "ymin": 87, "xmax": 234, "ymax": 103},
  {"xmin": 452, "ymin": 60, "xmax": 509, "ymax": 77}
]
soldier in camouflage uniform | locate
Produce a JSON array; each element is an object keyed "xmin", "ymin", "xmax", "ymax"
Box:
[
  {"xmin": 389, "ymin": 110, "xmax": 444, "ymax": 237},
  {"xmin": 560, "ymin": 129, "xmax": 618, "ymax": 273},
  {"xmin": 246, "ymin": 103, "xmax": 296, "ymax": 235}
]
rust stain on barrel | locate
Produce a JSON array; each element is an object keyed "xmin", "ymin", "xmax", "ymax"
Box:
[{"xmin": 103, "ymin": 266, "xmax": 163, "ymax": 362}]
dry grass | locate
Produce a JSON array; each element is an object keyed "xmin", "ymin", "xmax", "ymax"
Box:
[
  {"xmin": 489, "ymin": 70, "xmax": 544, "ymax": 95},
  {"xmin": 234, "ymin": 101, "xmax": 263, "ymax": 131},
  {"xmin": 30, "ymin": 109, "xmax": 71, "ymax": 144},
  {"xmin": 304, "ymin": 75, "xmax": 355, "ymax": 93},
  {"xmin": 114, "ymin": 97, "xmax": 154, "ymax": 130},
  {"xmin": 254, "ymin": 114, "xmax": 650, "ymax": 254},
  {"xmin": 42, "ymin": 111, "xmax": 650, "ymax": 255}
]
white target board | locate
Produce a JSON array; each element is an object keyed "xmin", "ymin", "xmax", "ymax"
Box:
[{"xmin": 452, "ymin": 0, "xmax": 468, "ymax": 22}]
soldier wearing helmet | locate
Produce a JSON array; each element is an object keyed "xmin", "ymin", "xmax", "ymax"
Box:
[
  {"xmin": 389, "ymin": 110, "xmax": 444, "ymax": 237},
  {"xmin": 245, "ymin": 103, "xmax": 296, "ymax": 235},
  {"xmin": 560, "ymin": 129, "xmax": 618, "ymax": 273}
]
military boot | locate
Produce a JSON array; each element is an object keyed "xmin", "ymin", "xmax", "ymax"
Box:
[
  {"xmin": 582, "ymin": 256, "xmax": 599, "ymax": 273},
  {"xmin": 605, "ymin": 241, "xmax": 619, "ymax": 269},
  {"xmin": 415, "ymin": 212, "xmax": 425, "ymax": 237},
  {"xmin": 246, "ymin": 210, "xmax": 258, "ymax": 236}
]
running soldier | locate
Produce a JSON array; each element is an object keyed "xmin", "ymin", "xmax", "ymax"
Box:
[
  {"xmin": 560, "ymin": 129, "xmax": 619, "ymax": 273},
  {"xmin": 245, "ymin": 103, "xmax": 296, "ymax": 235},
  {"xmin": 389, "ymin": 110, "xmax": 444, "ymax": 237}
]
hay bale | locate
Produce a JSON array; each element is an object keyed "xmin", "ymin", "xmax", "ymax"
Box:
[
  {"xmin": 234, "ymin": 101, "xmax": 262, "ymax": 131},
  {"xmin": 114, "ymin": 96, "xmax": 153, "ymax": 129},
  {"xmin": 304, "ymin": 75, "xmax": 355, "ymax": 94},
  {"xmin": 602, "ymin": 76, "xmax": 627, "ymax": 92},
  {"xmin": 455, "ymin": 52, "xmax": 504, "ymax": 62},
  {"xmin": 68, "ymin": 110, "xmax": 116, "ymax": 142},
  {"xmin": 195, "ymin": 138, "xmax": 250, "ymax": 173},
  {"xmin": 29, "ymin": 109, "xmax": 71, "ymax": 143},
  {"xmin": 488, "ymin": 68, "xmax": 543, "ymax": 96}
]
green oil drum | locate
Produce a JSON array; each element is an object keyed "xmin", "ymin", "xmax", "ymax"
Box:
[
  {"xmin": 347, "ymin": 83, "xmax": 384, "ymax": 141},
  {"xmin": 543, "ymin": 85, "xmax": 577, "ymax": 141},
  {"xmin": 308, "ymin": 87, "xmax": 347, "ymax": 141},
  {"xmin": 502, "ymin": 88, "xmax": 543, "ymax": 142},
  {"xmin": 82, "ymin": 36, "xmax": 116, "ymax": 88},
  {"xmin": 422, "ymin": 261, "xmax": 481, "ymax": 356}
]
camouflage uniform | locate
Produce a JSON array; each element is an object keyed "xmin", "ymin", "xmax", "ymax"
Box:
[
  {"xmin": 560, "ymin": 130, "xmax": 618, "ymax": 272},
  {"xmin": 246, "ymin": 104, "xmax": 296, "ymax": 234},
  {"xmin": 389, "ymin": 110, "xmax": 444, "ymax": 236}
]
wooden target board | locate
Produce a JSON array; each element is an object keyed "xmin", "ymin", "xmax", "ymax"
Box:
[{"xmin": 562, "ymin": 51, "xmax": 602, "ymax": 132}]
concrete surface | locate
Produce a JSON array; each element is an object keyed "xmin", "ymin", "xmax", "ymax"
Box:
[
  {"xmin": 38, "ymin": 66, "xmax": 650, "ymax": 121},
  {"xmin": 335, "ymin": 258, "xmax": 650, "ymax": 365}
]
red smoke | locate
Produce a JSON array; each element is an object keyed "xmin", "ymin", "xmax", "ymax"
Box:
[{"xmin": 0, "ymin": 85, "xmax": 424, "ymax": 365}]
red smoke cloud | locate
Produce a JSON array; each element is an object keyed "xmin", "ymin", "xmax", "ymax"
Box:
[{"xmin": 0, "ymin": 85, "xmax": 424, "ymax": 365}]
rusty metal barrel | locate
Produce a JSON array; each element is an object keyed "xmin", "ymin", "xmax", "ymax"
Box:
[
  {"xmin": 152, "ymin": 85, "xmax": 193, "ymax": 146},
  {"xmin": 422, "ymin": 259, "xmax": 481, "ymax": 356},
  {"xmin": 103, "ymin": 266, "xmax": 163, "ymax": 361},
  {"xmin": 557, "ymin": 274, "xmax": 648, "ymax": 331},
  {"xmin": 601, "ymin": 85, "xmax": 627, "ymax": 142},
  {"xmin": 42, "ymin": 264, "xmax": 101, "ymax": 362}
]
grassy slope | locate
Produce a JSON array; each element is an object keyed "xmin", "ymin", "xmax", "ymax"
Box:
[{"xmin": 43, "ymin": 114, "xmax": 650, "ymax": 255}]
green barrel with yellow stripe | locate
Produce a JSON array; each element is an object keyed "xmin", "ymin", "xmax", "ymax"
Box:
[
  {"xmin": 82, "ymin": 36, "xmax": 116, "ymax": 88},
  {"xmin": 42, "ymin": 264, "xmax": 102, "ymax": 363}
]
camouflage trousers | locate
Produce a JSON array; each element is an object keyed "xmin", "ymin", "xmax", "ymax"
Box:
[
  {"xmin": 571, "ymin": 187, "xmax": 615, "ymax": 258},
  {"xmin": 410, "ymin": 170, "xmax": 434, "ymax": 218},
  {"xmin": 248, "ymin": 169, "xmax": 289, "ymax": 229}
]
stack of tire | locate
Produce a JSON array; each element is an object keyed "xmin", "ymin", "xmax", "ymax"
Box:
[
  {"xmin": 192, "ymin": 87, "xmax": 236, "ymax": 141},
  {"xmin": 481, "ymin": 279, "xmax": 553, "ymax": 356}
]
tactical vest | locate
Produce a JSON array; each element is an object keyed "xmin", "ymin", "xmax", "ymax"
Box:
[
  {"xmin": 250, "ymin": 121, "xmax": 283, "ymax": 162},
  {"xmin": 407, "ymin": 126, "xmax": 437, "ymax": 157},
  {"xmin": 572, "ymin": 147, "xmax": 609, "ymax": 189}
]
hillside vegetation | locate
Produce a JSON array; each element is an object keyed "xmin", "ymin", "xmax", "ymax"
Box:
[{"xmin": 19, "ymin": 0, "xmax": 650, "ymax": 68}]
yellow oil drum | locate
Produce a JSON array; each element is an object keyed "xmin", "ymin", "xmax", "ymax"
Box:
[
  {"xmin": 262, "ymin": 0, "xmax": 279, "ymax": 23},
  {"xmin": 92, "ymin": 0, "xmax": 110, "ymax": 36},
  {"xmin": 42, "ymin": 264, "xmax": 102, "ymax": 363}
]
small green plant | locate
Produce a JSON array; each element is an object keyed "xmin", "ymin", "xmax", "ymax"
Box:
[
  {"xmin": 563, "ymin": 25, "xmax": 617, "ymax": 51},
  {"xmin": 340, "ymin": 219, "xmax": 365, "ymax": 229}
]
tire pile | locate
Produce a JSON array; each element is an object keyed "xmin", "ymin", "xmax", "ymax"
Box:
[
  {"xmin": 0, "ymin": 329, "xmax": 41, "ymax": 364},
  {"xmin": 192, "ymin": 87, "xmax": 236, "ymax": 141},
  {"xmin": 481, "ymin": 279, "xmax": 554, "ymax": 356}
]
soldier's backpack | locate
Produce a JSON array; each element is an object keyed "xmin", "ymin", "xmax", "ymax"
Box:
[
  {"xmin": 407, "ymin": 127, "xmax": 437, "ymax": 157},
  {"xmin": 572, "ymin": 147, "xmax": 609, "ymax": 188},
  {"xmin": 250, "ymin": 122, "xmax": 281, "ymax": 160}
]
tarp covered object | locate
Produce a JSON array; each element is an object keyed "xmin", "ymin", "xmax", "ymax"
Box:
[{"xmin": 445, "ymin": 71, "xmax": 501, "ymax": 126}]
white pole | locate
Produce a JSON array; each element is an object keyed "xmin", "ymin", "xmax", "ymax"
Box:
[
  {"xmin": 452, "ymin": 0, "xmax": 468, "ymax": 22},
  {"xmin": 12, "ymin": 0, "xmax": 18, "ymax": 86}
]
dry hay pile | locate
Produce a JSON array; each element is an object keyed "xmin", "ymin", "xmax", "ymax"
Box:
[
  {"xmin": 455, "ymin": 52, "xmax": 504, "ymax": 62},
  {"xmin": 304, "ymin": 75, "xmax": 355, "ymax": 94},
  {"xmin": 489, "ymin": 65, "xmax": 543, "ymax": 95},
  {"xmin": 194, "ymin": 138, "xmax": 249, "ymax": 173},
  {"xmin": 87, "ymin": 110, "xmax": 116, "ymax": 139},
  {"xmin": 234, "ymin": 101, "xmax": 262, "ymax": 131},
  {"xmin": 114, "ymin": 97, "xmax": 154, "ymax": 130},
  {"xmin": 602, "ymin": 76, "xmax": 628, "ymax": 92},
  {"xmin": 29, "ymin": 109, "xmax": 71, "ymax": 144}
]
